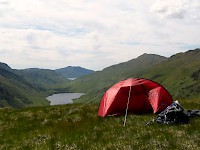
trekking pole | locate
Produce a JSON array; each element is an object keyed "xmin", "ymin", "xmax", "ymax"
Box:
[{"xmin": 123, "ymin": 86, "xmax": 132, "ymax": 127}]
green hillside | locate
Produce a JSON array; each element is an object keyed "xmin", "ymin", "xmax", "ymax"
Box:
[
  {"xmin": 16, "ymin": 68, "xmax": 69, "ymax": 91},
  {"xmin": 143, "ymin": 49, "xmax": 200, "ymax": 99},
  {"xmin": 67, "ymin": 54, "xmax": 166, "ymax": 93},
  {"xmin": 1, "ymin": 49, "xmax": 199, "ymax": 108},
  {"xmin": 55, "ymin": 66, "xmax": 94, "ymax": 78},
  {"xmin": 0, "ymin": 66, "xmax": 49, "ymax": 108},
  {"xmin": 67, "ymin": 49, "xmax": 200, "ymax": 103}
]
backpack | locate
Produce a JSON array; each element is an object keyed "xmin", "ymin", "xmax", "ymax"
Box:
[{"xmin": 155, "ymin": 101, "xmax": 190, "ymax": 124}]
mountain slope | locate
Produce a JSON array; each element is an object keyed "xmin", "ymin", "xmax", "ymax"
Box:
[
  {"xmin": 67, "ymin": 49, "xmax": 200, "ymax": 102},
  {"xmin": 143, "ymin": 48, "xmax": 200, "ymax": 99},
  {"xmin": 0, "ymin": 65, "xmax": 49, "ymax": 108},
  {"xmin": 66, "ymin": 54, "xmax": 167, "ymax": 100},
  {"xmin": 16, "ymin": 68, "xmax": 69, "ymax": 90},
  {"xmin": 0, "ymin": 62, "xmax": 12, "ymax": 71},
  {"xmin": 55, "ymin": 66, "xmax": 94, "ymax": 78},
  {"xmin": 1, "ymin": 49, "xmax": 199, "ymax": 107}
]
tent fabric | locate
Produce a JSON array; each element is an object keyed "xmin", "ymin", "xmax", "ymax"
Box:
[{"xmin": 98, "ymin": 78, "xmax": 173, "ymax": 117}]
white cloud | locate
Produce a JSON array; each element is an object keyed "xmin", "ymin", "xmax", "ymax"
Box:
[
  {"xmin": 0, "ymin": 0, "xmax": 200, "ymax": 70},
  {"xmin": 151, "ymin": 0, "xmax": 200, "ymax": 20}
]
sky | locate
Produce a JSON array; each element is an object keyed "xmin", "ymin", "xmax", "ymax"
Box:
[{"xmin": 0, "ymin": 0, "xmax": 200, "ymax": 71}]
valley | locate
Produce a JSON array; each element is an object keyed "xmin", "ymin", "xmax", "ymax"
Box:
[
  {"xmin": 1, "ymin": 1, "xmax": 200, "ymax": 149},
  {"xmin": 0, "ymin": 48, "xmax": 200, "ymax": 108},
  {"xmin": 0, "ymin": 48, "xmax": 200, "ymax": 149}
]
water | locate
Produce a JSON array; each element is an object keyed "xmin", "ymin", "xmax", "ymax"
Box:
[
  {"xmin": 68, "ymin": 78, "xmax": 76, "ymax": 80},
  {"xmin": 46, "ymin": 93, "xmax": 85, "ymax": 105}
]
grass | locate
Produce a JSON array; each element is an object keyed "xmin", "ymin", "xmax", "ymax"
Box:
[
  {"xmin": 0, "ymin": 99, "xmax": 200, "ymax": 149},
  {"xmin": 61, "ymin": 49, "xmax": 200, "ymax": 108}
]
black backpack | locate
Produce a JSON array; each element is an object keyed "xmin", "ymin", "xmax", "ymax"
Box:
[{"xmin": 155, "ymin": 101, "xmax": 189, "ymax": 124}]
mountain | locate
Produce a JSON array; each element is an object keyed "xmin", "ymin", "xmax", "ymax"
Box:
[
  {"xmin": 16, "ymin": 68, "xmax": 69, "ymax": 90},
  {"xmin": 0, "ymin": 65, "xmax": 71, "ymax": 108},
  {"xmin": 67, "ymin": 49, "xmax": 200, "ymax": 102},
  {"xmin": 1, "ymin": 48, "xmax": 199, "ymax": 107},
  {"xmin": 55, "ymin": 66, "xmax": 94, "ymax": 79},
  {"xmin": 0, "ymin": 64, "xmax": 49, "ymax": 108},
  {"xmin": 0, "ymin": 64, "xmax": 91, "ymax": 108},
  {"xmin": 0, "ymin": 62, "xmax": 12, "ymax": 71},
  {"xmin": 66, "ymin": 54, "xmax": 167, "ymax": 102},
  {"xmin": 143, "ymin": 48, "xmax": 200, "ymax": 99}
]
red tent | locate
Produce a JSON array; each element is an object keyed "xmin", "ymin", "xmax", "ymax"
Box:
[{"xmin": 98, "ymin": 78, "xmax": 173, "ymax": 117}]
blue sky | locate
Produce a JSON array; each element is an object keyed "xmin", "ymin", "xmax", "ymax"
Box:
[{"xmin": 0, "ymin": 0, "xmax": 200, "ymax": 71}]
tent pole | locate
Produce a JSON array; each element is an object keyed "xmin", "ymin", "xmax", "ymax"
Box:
[{"xmin": 124, "ymin": 86, "xmax": 132, "ymax": 126}]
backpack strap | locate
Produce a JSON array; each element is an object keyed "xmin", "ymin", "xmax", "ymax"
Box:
[
  {"xmin": 144, "ymin": 119, "xmax": 155, "ymax": 126},
  {"xmin": 185, "ymin": 110, "xmax": 200, "ymax": 117}
]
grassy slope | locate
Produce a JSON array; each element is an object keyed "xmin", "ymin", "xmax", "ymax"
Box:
[
  {"xmin": 0, "ymin": 69, "xmax": 49, "ymax": 108},
  {"xmin": 0, "ymin": 98, "xmax": 199, "ymax": 149},
  {"xmin": 16, "ymin": 68, "xmax": 69, "ymax": 91},
  {"xmin": 66, "ymin": 49, "xmax": 200, "ymax": 103},
  {"xmin": 0, "ymin": 67, "xmax": 72, "ymax": 108},
  {"xmin": 66, "ymin": 54, "xmax": 167, "ymax": 102},
  {"xmin": 143, "ymin": 49, "xmax": 200, "ymax": 99},
  {"xmin": 69, "ymin": 53, "xmax": 166, "ymax": 92},
  {"xmin": 55, "ymin": 66, "xmax": 94, "ymax": 78}
]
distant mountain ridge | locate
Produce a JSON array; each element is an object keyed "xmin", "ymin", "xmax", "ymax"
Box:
[
  {"xmin": 66, "ymin": 53, "xmax": 167, "ymax": 93},
  {"xmin": 55, "ymin": 66, "xmax": 94, "ymax": 78},
  {"xmin": 0, "ymin": 64, "xmax": 94, "ymax": 108},
  {"xmin": 0, "ymin": 62, "xmax": 12, "ymax": 71},
  {"xmin": 67, "ymin": 48, "xmax": 200, "ymax": 102},
  {"xmin": 0, "ymin": 48, "xmax": 200, "ymax": 108},
  {"xmin": 16, "ymin": 68, "xmax": 69, "ymax": 89}
]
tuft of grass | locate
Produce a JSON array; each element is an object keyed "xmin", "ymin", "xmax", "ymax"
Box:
[{"xmin": 0, "ymin": 99, "xmax": 200, "ymax": 149}]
